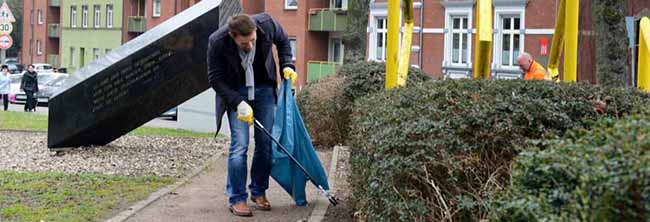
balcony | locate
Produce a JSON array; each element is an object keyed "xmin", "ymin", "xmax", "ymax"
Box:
[
  {"xmin": 49, "ymin": 0, "xmax": 60, "ymax": 7},
  {"xmin": 307, "ymin": 61, "xmax": 341, "ymax": 82},
  {"xmin": 47, "ymin": 54, "xmax": 59, "ymax": 67},
  {"xmin": 47, "ymin": 24, "xmax": 60, "ymax": 38},
  {"xmin": 308, "ymin": 8, "xmax": 347, "ymax": 32},
  {"xmin": 128, "ymin": 16, "xmax": 147, "ymax": 33}
]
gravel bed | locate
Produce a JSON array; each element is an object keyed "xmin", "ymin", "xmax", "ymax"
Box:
[{"xmin": 0, "ymin": 131, "xmax": 228, "ymax": 177}]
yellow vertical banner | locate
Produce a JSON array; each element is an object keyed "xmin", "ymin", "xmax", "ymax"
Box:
[
  {"xmin": 564, "ymin": 0, "xmax": 579, "ymax": 82},
  {"xmin": 473, "ymin": 0, "xmax": 493, "ymax": 79},
  {"xmin": 396, "ymin": 0, "xmax": 414, "ymax": 87},
  {"xmin": 547, "ymin": 0, "xmax": 578, "ymax": 82},
  {"xmin": 385, "ymin": 0, "xmax": 400, "ymax": 89},
  {"xmin": 547, "ymin": 0, "xmax": 566, "ymax": 80},
  {"xmin": 638, "ymin": 17, "xmax": 650, "ymax": 92}
]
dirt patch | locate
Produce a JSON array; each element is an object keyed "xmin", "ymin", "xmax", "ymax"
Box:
[{"xmin": 324, "ymin": 146, "xmax": 355, "ymax": 222}]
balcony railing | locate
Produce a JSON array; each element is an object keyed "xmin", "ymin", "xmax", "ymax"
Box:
[
  {"xmin": 308, "ymin": 8, "xmax": 347, "ymax": 32},
  {"xmin": 49, "ymin": 0, "xmax": 60, "ymax": 7},
  {"xmin": 47, "ymin": 24, "xmax": 60, "ymax": 38},
  {"xmin": 127, "ymin": 16, "xmax": 147, "ymax": 33},
  {"xmin": 307, "ymin": 61, "xmax": 341, "ymax": 82},
  {"xmin": 47, "ymin": 54, "xmax": 59, "ymax": 67}
]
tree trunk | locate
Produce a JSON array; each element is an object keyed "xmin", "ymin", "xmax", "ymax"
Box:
[
  {"xmin": 592, "ymin": 0, "xmax": 630, "ymax": 87},
  {"xmin": 342, "ymin": 0, "xmax": 369, "ymax": 63}
]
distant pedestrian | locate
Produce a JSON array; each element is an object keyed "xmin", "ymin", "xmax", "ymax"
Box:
[
  {"xmin": 0, "ymin": 65, "xmax": 10, "ymax": 111},
  {"xmin": 20, "ymin": 64, "xmax": 39, "ymax": 112},
  {"xmin": 517, "ymin": 52, "xmax": 551, "ymax": 81}
]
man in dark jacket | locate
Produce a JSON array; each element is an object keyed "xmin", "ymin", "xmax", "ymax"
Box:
[
  {"xmin": 207, "ymin": 13, "xmax": 297, "ymax": 217},
  {"xmin": 20, "ymin": 64, "xmax": 39, "ymax": 112}
]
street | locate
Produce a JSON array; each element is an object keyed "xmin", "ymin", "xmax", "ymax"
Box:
[
  {"xmin": 4, "ymin": 103, "xmax": 180, "ymax": 129},
  {"xmin": 5, "ymin": 103, "xmax": 48, "ymax": 114}
]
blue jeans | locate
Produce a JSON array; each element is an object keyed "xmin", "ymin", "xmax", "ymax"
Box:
[{"xmin": 226, "ymin": 86, "xmax": 275, "ymax": 205}]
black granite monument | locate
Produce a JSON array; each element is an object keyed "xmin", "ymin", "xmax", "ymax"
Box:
[{"xmin": 47, "ymin": 0, "xmax": 242, "ymax": 149}]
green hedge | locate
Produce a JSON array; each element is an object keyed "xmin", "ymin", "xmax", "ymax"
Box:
[
  {"xmin": 349, "ymin": 79, "xmax": 650, "ymax": 221},
  {"xmin": 297, "ymin": 61, "xmax": 429, "ymax": 147},
  {"xmin": 334, "ymin": 61, "xmax": 429, "ymax": 142},
  {"xmin": 491, "ymin": 115, "xmax": 650, "ymax": 221}
]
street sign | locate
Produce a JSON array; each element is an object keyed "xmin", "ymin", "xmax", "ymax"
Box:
[
  {"xmin": 0, "ymin": 1, "xmax": 15, "ymax": 23},
  {"xmin": 0, "ymin": 22, "xmax": 12, "ymax": 34},
  {"xmin": 0, "ymin": 33, "xmax": 13, "ymax": 49}
]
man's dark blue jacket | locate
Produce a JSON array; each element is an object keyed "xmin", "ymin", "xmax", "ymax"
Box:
[
  {"xmin": 207, "ymin": 13, "xmax": 294, "ymax": 132},
  {"xmin": 208, "ymin": 13, "xmax": 294, "ymax": 109}
]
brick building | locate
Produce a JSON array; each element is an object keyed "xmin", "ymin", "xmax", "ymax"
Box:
[
  {"xmin": 366, "ymin": 0, "xmax": 650, "ymax": 83},
  {"xmin": 22, "ymin": 0, "xmax": 61, "ymax": 66},
  {"xmin": 23, "ymin": 0, "xmax": 203, "ymax": 72},
  {"xmin": 123, "ymin": 0, "xmax": 202, "ymax": 42},
  {"xmin": 22, "ymin": 0, "xmax": 346, "ymax": 88},
  {"xmin": 243, "ymin": 0, "xmax": 348, "ymax": 89}
]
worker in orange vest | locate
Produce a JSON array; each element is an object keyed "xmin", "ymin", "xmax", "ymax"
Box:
[{"xmin": 517, "ymin": 52, "xmax": 551, "ymax": 81}]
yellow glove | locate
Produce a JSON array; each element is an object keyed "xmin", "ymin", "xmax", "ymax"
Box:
[
  {"xmin": 237, "ymin": 101, "xmax": 253, "ymax": 125},
  {"xmin": 283, "ymin": 67, "xmax": 298, "ymax": 87}
]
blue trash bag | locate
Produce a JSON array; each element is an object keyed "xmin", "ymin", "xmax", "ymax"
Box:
[{"xmin": 270, "ymin": 79, "xmax": 331, "ymax": 206}]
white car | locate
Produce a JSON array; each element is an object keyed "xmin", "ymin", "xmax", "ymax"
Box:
[
  {"xmin": 31, "ymin": 63, "xmax": 55, "ymax": 73},
  {"xmin": 8, "ymin": 74, "xmax": 22, "ymax": 103},
  {"xmin": 11, "ymin": 73, "xmax": 69, "ymax": 105}
]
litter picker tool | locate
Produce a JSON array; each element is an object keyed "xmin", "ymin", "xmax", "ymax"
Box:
[{"xmin": 253, "ymin": 118, "xmax": 338, "ymax": 206}]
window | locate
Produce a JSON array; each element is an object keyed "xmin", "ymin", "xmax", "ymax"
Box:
[
  {"xmin": 285, "ymin": 0, "xmax": 298, "ymax": 10},
  {"xmin": 289, "ymin": 38, "xmax": 297, "ymax": 61},
  {"xmin": 375, "ymin": 17, "xmax": 387, "ymax": 61},
  {"xmin": 70, "ymin": 6, "xmax": 77, "ymax": 28},
  {"xmin": 29, "ymin": 39, "xmax": 33, "ymax": 55},
  {"xmin": 492, "ymin": 2, "xmax": 525, "ymax": 71},
  {"xmin": 38, "ymin": 9, "xmax": 42, "ymax": 24},
  {"xmin": 93, "ymin": 48, "xmax": 100, "ymax": 60},
  {"xmin": 331, "ymin": 0, "xmax": 346, "ymax": 9},
  {"xmin": 80, "ymin": 48, "xmax": 85, "ymax": 67},
  {"xmin": 70, "ymin": 47, "xmax": 76, "ymax": 67},
  {"xmin": 499, "ymin": 16, "xmax": 522, "ymax": 67},
  {"xmin": 329, "ymin": 38, "xmax": 344, "ymax": 63},
  {"xmin": 82, "ymin": 5, "xmax": 88, "ymax": 28},
  {"xmin": 451, "ymin": 16, "xmax": 469, "ymax": 65},
  {"xmin": 30, "ymin": 10, "xmax": 33, "ymax": 25},
  {"xmin": 153, "ymin": 0, "xmax": 161, "ymax": 17},
  {"xmin": 37, "ymin": 40, "xmax": 42, "ymax": 55},
  {"xmin": 441, "ymin": 3, "xmax": 473, "ymax": 78},
  {"xmin": 106, "ymin": 5, "xmax": 113, "ymax": 28},
  {"xmin": 94, "ymin": 5, "xmax": 101, "ymax": 28},
  {"xmin": 443, "ymin": 6, "xmax": 473, "ymax": 67}
]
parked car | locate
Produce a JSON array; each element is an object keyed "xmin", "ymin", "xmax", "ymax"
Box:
[
  {"xmin": 35, "ymin": 75, "xmax": 68, "ymax": 105},
  {"xmin": 7, "ymin": 74, "xmax": 22, "ymax": 104},
  {"xmin": 6, "ymin": 63, "xmax": 24, "ymax": 74},
  {"xmin": 56, "ymin": 67, "xmax": 68, "ymax": 73},
  {"xmin": 32, "ymin": 63, "xmax": 55, "ymax": 73},
  {"xmin": 4, "ymin": 58, "xmax": 18, "ymax": 64},
  {"xmin": 161, "ymin": 107, "xmax": 178, "ymax": 120},
  {"xmin": 12, "ymin": 73, "xmax": 69, "ymax": 106}
]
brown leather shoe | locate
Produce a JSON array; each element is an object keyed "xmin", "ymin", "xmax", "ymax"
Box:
[
  {"xmin": 251, "ymin": 196, "xmax": 272, "ymax": 211},
  {"xmin": 229, "ymin": 202, "xmax": 253, "ymax": 217}
]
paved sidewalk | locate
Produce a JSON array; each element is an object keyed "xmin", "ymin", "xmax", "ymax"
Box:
[
  {"xmin": 124, "ymin": 150, "xmax": 333, "ymax": 222},
  {"xmin": 6, "ymin": 103, "xmax": 49, "ymax": 114}
]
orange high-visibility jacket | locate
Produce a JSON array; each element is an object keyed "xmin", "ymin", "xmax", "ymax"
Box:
[{"xmin": 524, "ymin": 61, "xmax": 550, "ymax": 81}]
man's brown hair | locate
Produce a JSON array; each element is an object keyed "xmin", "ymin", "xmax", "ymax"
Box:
[{"xmin": 228, "ymin": 14, "xmax": 256, "ymax": 37}]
